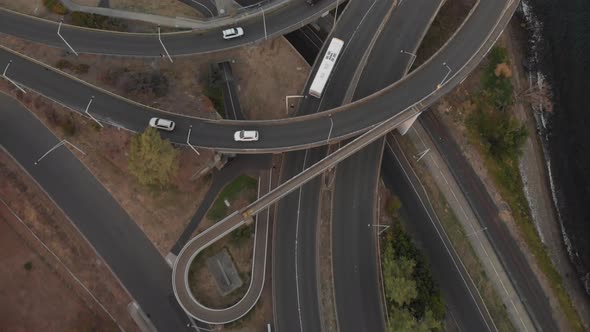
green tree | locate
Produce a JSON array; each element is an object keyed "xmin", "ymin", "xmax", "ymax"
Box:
[
  {"xmin": 387, "ymin": 307, "xmax": 442, "ymax": 332},
  {"xmin": 128, "ymin": 127, "xmax": 179, "ymax": 187},
  {"xmin": 383, "ymin": 244, "xmax": 417, "ymax": 307}
]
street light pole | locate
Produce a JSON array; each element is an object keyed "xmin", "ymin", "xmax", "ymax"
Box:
[
  {"xmin": 186, "ymin": 125, "xmax": 201, "ymax": 156},
  {"xmin": 261, "ymin": 6, "xmax": 267, "ymax": 40},
  {"xmin": 84, "ymin": 96, "xmax": 103, "ymax": 128},
  {"xmin": 57, "ymin": 20, "xmax": 79, "ymax": 56},
  {"xmin": 438, "ymin": 62, "xmax": 452, "ymax": 89},
  {"xmin": 285, "ymin": 95, "xmax": 304, "ymax": 114},
  {"xmin": 368, "ymin": 223, "xmax": 390, "ymax": 235},
  {"xmin": 2, "ymin": 60, "xmax": 26, "ymax": 94},
  {"xmin": 327, "ymin": 116, "xmax": 334, "ymax": 145},
  {"xmin": 158, "ymin": 26, "xmax": 174, "ymax": 63},
  {"xmin": 34, "ymin": 140, "xmax": 86, "ymax": 165},
  {"xmin": 400, "ymin": 50, "xmax": 417, "ymax": 71}
]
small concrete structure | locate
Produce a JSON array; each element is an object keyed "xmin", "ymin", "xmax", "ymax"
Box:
[{"xmin": 207, "ymin": 249, "xmax": 243, "ymax": 296}]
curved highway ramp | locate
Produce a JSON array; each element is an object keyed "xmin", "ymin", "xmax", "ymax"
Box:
[{"xmin": 172, "ymin": 171, "xmax": 272, "ymax": 324}]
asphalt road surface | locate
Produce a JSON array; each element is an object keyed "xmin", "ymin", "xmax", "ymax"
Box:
[
  {"xmin": 382, "ymin": 135, "xmax": 496, "ymax": 331},
  {"xmin": 330, "ymin": 0, "xmax": 445, "ymax": 331},
  {"xmin": 272, "ymin": 0, "xmax": 396, "ymax": 330},
  {"xmin": 332, "ymin": 140, "xmax": 387, "ymax": 332},
  {"xmin": 0, "ymin": 0, "xmax": 337, "ymax": 56},
  {"xmin": 0, "ymin": 93, "xmax": 191, "ymax": 331},
  {"xmin": 420, "ymin": 111, "xmax": 558, "ymax": 331},
  {"xmin": 0, "ymin": 0, "xmax": 519, "ymax": 153}
]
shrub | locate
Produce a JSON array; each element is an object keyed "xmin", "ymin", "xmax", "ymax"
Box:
[
  {"xmin": 101, "ymin": 68, "xmax": 169, "ymax": 98},
  {"xmin": 386, "ymin": 195, "xmax": 402, "ymax": 218},
  {"xmin": 203, "ymin": 86, "xmax": 225, "ymax": 117},
  {"xmin": 61, "ymin": 116, "xmax": 76, "ymax": 137},
  {"xmin": 467, "ymin": 107, "xmax": 528, "ymax": 162},
  {"xmin": 55, "ymin": 60, "xmax": 90, "ymax": 75},
  {"xmin": 43, "ymin": 0, "xmax": 68, "ymax": 15},
  {"xmin": 231, "ymin": 224, "xmax": 254, "ymax": 244},
  {"xmin": 68, "ymin": 12, "xmax": 126, "ymax": 31},
  {"xmin": 23, "ymin": 261, "xmax": 33, "ymax": 271},
  {"xmin": 481, "ymin": 47, "xmax": 514, "ymax": 109}
]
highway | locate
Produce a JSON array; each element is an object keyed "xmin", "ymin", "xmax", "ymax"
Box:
[
  {"xmin": 0, "ymin": 92, "xmax": 192, "ymax": 331},
  {"xmin": 272, "ymin": 0, "xmax": 398, "ymax": 330},
  {"xmin": 0, "ymin": 0, "xmax": 338, "ymax": 56},
  {"xmin": 224, "ymin": 0, "xmax": 519, "ymax": 247},
  {"xmin": 0, "ymin": 0, "xmax": 527, "ymax": 328},
  {"xmin": 330, "ymin": 0, "xmax": 444, "ymax": 331},
  {"xmin": 0, "ymin": 0, "xmax": 519, "ymax": 153},
  {"xmin": 172, "ymin": 0, "xmax": 518, "ymax": 324}
]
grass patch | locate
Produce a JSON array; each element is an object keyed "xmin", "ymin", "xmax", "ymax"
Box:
[
  {"xmin": 203, "ymin": 86, "xmax": 225, "ymax": 118},
  {"xmin": 207, "ymin": 175, "xmax": 257, "ymax": 221},
  {"xmin": 463, "ymin": 47, "xmax": 584, "ymax": 331}
]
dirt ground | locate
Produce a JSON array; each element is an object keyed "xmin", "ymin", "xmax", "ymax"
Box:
[
  {"xmin": 316, "ymin": 168, "xmax": 338, "ymax": 332},
  {"xmin": 0, "ymin": 34, "xmax": 309, "ymax": 120},
  {"xmin": 108, "ymin": 0, "xmax": 203, "ymax": 19},
  {"xmin": 0, "ymin": 210, "xmax": 117, "ymax": 332},
  {"xmin": 188, "ymin": 179, "xmax": 258, "ymax": 308},
  {"xmin": 0, "ymin": 0, "xmax": 57, "ymax": 19},
  {"xmin": 0, "ymin": 0, "xmax": 202, "ymax": 19},
  {"xmin": 0, "ymin": 153, "xmax": 138, "ymax": 331},
  {"xmin": 232, "ymin": 38, "xmax": 310, "ymax": 120},
  {"xmin": 0, "ymin": 81, "xmax": 215, "ymax": 255}
]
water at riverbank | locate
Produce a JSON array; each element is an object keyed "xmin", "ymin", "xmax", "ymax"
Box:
[{"xmin": 520, "ymin": 0, "xmax": 590, "ymax": 295}]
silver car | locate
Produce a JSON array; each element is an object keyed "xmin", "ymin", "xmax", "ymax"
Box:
[
  {"xmin": 234, "ymin": 130, "xmax": 259, "ymax": 142},
  {"xmin": 149, "ymin": 117, "xmax": 175, "ymax": 131}
]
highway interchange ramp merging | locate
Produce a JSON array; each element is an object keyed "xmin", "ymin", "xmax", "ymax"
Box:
[
  {"xmin": 0, "ymin": 0, "xmax": 522, "ymax": 328},
  {"xmin": 1, "ymin": 0, "xmax": 516, "ymax": 153}
]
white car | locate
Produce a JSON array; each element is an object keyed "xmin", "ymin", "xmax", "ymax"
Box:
[
  {"xmin": 234, "ymin": 130, "xmax": 259, "ymax": 142},
  {"xmin": 149, "ymin": 117, "xmax": 175, "ymax": 131},
  {"xmin": 222, "ymin": 27, "xmax": 244, "ymax": 40}
]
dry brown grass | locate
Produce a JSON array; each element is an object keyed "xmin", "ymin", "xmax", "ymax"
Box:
[{"xmin": 0, "ymin": 152, "xmax": 139, "ymax": 332}]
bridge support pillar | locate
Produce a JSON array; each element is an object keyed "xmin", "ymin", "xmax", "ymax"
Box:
[{"xmin": 397, "ymin": 112, "xmax": 420, "ymax": 136}]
